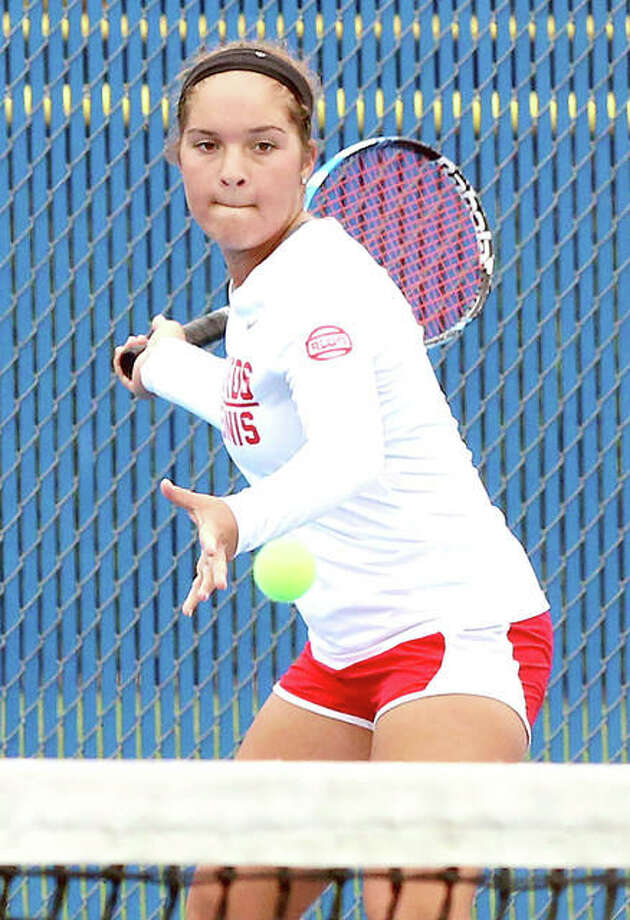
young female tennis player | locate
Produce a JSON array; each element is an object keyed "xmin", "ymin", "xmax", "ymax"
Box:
[{"xmin": 113, "ymin": 41, "xmax": 553, "ymax": 920}]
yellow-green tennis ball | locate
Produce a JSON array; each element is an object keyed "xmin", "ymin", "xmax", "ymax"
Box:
[{"xmin": 253, "ymin": 538, "xmax": 316, "ymax": 603}]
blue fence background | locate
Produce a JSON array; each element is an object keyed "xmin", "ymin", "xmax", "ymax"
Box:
[{"xmin": 0, "ymin": 0, "xmax": 628, "ymax": 916}]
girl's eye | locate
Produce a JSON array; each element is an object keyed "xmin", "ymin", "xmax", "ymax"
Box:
[
  {"xmin": 195, "ymin": 141, "xmax": 217, "ymax": 152},
  {"xmin": 255, "ymin": 141, "xmax": 275, "ymax": 153}
]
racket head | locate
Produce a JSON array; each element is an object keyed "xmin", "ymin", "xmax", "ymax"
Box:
[{"xmin": 305, "ymin": 137, "xmax": 494, "ymax": 346}]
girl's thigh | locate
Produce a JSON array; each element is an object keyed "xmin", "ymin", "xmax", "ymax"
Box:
[
  {"xmin": 363, "ymin": 693, "xmax": 527, "ymax": 920},
  {"xmin": 371, "ymin": 693, "xmax": 528, "ymax": 763},
  {"xmin": 238, "ymin": 691, "xmax": 372, "ymax": 761},
  {"xmin": 188, "ymin": 692, "xmax": 372, "ymax": 920}
]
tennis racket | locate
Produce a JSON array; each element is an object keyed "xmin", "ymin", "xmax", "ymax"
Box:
[
  {"xmin": 119, "ymin": 136, "xmax": 493, "ymax": 378},
  {"xmin": 118, "ymin": 308, "xmax": 230, "ymax": 379}
]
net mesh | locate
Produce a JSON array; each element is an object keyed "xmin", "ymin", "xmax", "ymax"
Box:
[
  {"xmin": 0, "ymin": 0, "xmax": 628, "ymax": 917},
  {"xmin": 0, "ymin": 867, "xmax": 629, "ymax": 920}
]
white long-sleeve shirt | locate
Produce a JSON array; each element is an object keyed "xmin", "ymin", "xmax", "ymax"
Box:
[{"xmin": 141, "ymin": 218, "xmax": 549, "ymax": 668}]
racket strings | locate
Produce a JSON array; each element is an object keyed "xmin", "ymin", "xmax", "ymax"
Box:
[{"xmin": 309, "ymin": 147, "xmax": 483, "ymax": 343}]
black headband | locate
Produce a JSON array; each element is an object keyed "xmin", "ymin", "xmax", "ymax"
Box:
[{"xmin": 178, "ymin": 47, "xmax": 314, "ymax": 124}]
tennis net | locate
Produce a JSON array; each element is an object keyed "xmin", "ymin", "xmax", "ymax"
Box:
[{"xmin": 1, "ymin": 759, "xmax": 629, "ymax": 920}]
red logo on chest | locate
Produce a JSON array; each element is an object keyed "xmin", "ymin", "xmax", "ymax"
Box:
[{"xmin": 305, "ymin": 326, "xmax": 353, "ymax": 361}]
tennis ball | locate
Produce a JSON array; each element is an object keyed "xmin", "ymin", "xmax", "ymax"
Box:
[{"xmin": 253, "ymin": 538, "xmax": 316, "ymax": 603}]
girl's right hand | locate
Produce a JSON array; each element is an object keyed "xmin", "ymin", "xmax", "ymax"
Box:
[
  {"xmin": 112, "ymin": 333, "xmax": 153, "ymax": 397},
  {"xmin": 113, "ymin": 315, "xmax": 186, "ymax": 398}
]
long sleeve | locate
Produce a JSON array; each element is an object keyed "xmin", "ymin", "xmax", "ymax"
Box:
[
  {"xmin": 140, "ymin": 338, "xmax": 226, "ymax": 430},
  {"xmin": 222, "ymin": 339, "xmax": 385, "ymax": 554}
]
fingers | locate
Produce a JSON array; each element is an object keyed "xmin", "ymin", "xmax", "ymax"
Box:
[
  {"xmin": 161, "ymin": 481, "xmax": 221, "ymax": 543},
  {"xmin": 182, "ymin": 570, "xmax": 206, "ymax": 618},
  {"xmin": 121, "ymin": 333, "xmax": 150, "ymax": 349},
  {"xmin": 160, "ymin": 480, "xmax": 233, "ymax": 613},
  {"xmin": 160, "ymin": 478, "xmax": 199, "ymax": 510},
  {"xmin": 113, "ymin": 347, "xmax": 136, "ymax": 392},
  {"xmin": 113, "ymin": 334, "xmax": 149, "ymax": 370},
  {"xmin": 209, "ymin": 549, "xmax": 228, "ymax": 591},
  {"xmin": 182, "ymin": 548, "xmax": 228, "ymax": 616},
  {"xmin": 113, "ymin": 335, "xmax": 150, "ymax": 394},
  {"xmin": 150, "ymin": 315, "xmax": 186, "ymax": 343}
]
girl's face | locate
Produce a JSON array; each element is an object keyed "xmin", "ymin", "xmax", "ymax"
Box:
[{"xmin": 178, "ymin": 70, "xmax": 317, "ymax": 281}]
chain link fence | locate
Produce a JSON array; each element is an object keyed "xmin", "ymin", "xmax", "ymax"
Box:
[{"xmin": 0, "ymin": 0, "xmax": 628, "ymax": 914}]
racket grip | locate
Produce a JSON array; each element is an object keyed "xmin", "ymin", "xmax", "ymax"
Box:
[
  {"xmin": 118, "ymin": 308, "xmax": 230, "ymax": 380},
  {"xmin": 119, "ymin": 343, "xmax": 146, "ymax": 379}
]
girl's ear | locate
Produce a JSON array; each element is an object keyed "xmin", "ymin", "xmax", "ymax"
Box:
[{"xmin": 302, "ymin": 139, "xmax": 319, "ymax": 182}]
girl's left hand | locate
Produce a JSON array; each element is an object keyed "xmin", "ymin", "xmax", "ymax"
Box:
[{"xmin": 160, "ymin": 478, "xmax": 239, "ymax": 616}]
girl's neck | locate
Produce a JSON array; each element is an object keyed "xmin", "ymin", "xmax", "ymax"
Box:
[{"xmin": 225, "ymin": 212, "xmax": 313, "ymax": 289}]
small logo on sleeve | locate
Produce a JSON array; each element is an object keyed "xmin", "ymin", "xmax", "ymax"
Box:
[{"xmin": 305, "ymin": 326, "xmax": 353, "ymax": 361}]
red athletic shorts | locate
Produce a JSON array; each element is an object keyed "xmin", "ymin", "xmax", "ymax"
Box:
[{"xmin": 275, "ymin": 611, "xmax": 553, "ymax": 742}]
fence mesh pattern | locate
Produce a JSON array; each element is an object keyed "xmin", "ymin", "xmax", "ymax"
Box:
[{"xmin": 0, "ymin": 0, "xmax": 629, "ymax": 915}]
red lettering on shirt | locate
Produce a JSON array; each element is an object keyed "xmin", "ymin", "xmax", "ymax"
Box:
[
  {"xmin": 224, "ymin": 358, "xmax": 256, "ymax": 403},
  {"xmin": 230, "ymin": 362, "xmax": 242, "ymax": 399},
  {"xmin": 305, "ymin": 326, "xmax": 353, "ymax": 361},
  {"xmin": 240, "ymin": 411, "xmax": 261, "ymax": 445},
  {"xmin": 222, "ymin": 358, "xmax": 260, "ymax": 446},
  {"xmin": 222, "ymin": 409, "xmax": 243, "ymax": 446},
  {"xmin": 241, "ymin": 361, "xmax": 254, "ymax": 400}
]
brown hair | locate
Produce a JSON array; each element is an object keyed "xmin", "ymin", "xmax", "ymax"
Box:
[{"xmin": 165, "ymin": 40, "xmax": 321, "ymax": 164}]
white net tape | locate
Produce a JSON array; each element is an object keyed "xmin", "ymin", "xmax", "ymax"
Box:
[{"xmin": 2, "ymin": 759, "xmax": 629, "ymax": 869}]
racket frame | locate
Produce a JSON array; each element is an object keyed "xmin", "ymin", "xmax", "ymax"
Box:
[{"xmin": 305, "ymin": 135, "xmax": 494, "ymax": 346}]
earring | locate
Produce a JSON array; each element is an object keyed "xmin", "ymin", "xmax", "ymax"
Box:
[{"xmin": 301, "ymin": 176, "xmax": 307, "ymax": 185}]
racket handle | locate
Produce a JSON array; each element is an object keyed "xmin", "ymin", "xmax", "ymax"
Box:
[
  {"xmin": 119, "ymin": 342, "xmax": 147, "ymax": 379},
  {"xmin": 119, "ymin": 308, "xmax": 230, "ymax": 380}
]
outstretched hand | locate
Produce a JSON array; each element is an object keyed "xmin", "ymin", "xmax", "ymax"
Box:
[{"xmin": 161, "ymin": 478, "xmax": 239, "ymax": 616}]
